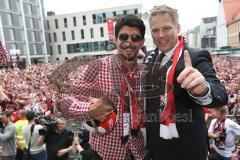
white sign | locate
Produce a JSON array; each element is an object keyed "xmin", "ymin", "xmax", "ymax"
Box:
[{"xmin": 9, "ymin": 49, "xmax": 21, "ymax": 56}]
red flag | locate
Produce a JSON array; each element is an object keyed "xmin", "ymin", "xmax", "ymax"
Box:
[{"xmin": 0, "ymin": 42, "xmax": 13, "ymax": 66}]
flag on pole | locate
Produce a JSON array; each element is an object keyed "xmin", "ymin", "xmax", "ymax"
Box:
[{"xmin": 0, "ymin": 41, "xmax": 13, "ymax": 66}]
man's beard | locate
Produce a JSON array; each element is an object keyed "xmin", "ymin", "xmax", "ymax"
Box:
[{"xmin": 118, "ymin": 45, "xmax": 137, "ymax": 61}]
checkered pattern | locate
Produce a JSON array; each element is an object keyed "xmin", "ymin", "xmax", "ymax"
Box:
[
  {"xmin": 0, "ymin": 42, "xmax": 12, "ymax": 66},
  {"xmin": 61, "ymin": 54, "xmax": 145, "ymax": 160}
]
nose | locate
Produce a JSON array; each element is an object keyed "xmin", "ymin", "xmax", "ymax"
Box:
[{"xmin": 157, "ymin": 30, "xmax": 165, "ymax": 38}]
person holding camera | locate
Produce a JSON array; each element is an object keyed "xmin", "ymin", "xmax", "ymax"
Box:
[
  {"xmin": 39, "ymin": 117, "xmax": 73, "ymax": 160},
  {"xmin": 0, "ymin": 111, "xmax": 16, "ymax": 160},
  {"xmin": 22, "ymin": 111, "xmax": 47, "ymax": 160},
  {"xmin": 208, "ymin": 106, "xmax": 240, "ymax": 160}
]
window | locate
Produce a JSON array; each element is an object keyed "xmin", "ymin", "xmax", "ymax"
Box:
[
  {"xmin": 2, "ymin": 13, "xmax": 13, "ymax": 26},
  {"xmin": 9, "ymin": 28, "xmax": 15, "ymax": 40},
  {"xmin": 62, "ymin": 31, "xmax": 66, "ymax": 41},
  {"xmin": 116, "ymin": 10, "xmax": 123, "ymax": 17},
  {"xmin": 100, "ymin": 27, "xmax": 104, "ymax": 37},
  {"xmin": 81, "ymin": 29, "xmax": 84, "ymax": 39},
  {"xmin": 82, "ymin": 15, "xmax": 86, "ymax": 25},
  {"xmin": 48, "ymin": 33, "xmax": 51, "ymax": 42},
  {"xmin": 90, "ymin": 28, "xmax": 94, "ymax": 38},
  {"xmin": 106, "ymin": 12, "xmax": 114, "ymax": 19},
  {"xmin": 103, "ymin": 13, "xmax": 106, "ymax": 22},
  {"xmin": 55, "ymin": 19, "xmax": 58, "ymax": 29},
  {"xmin": 33, "ymin": 19, "xmax": 40, "ymax": 29},
  {"xmin": 53, "ymin": 32, "xmax": 57, "ymax": 42},
  {"xmin": 113, "ymin": 11, "xmax": 116, "ymax": 17},
  {"xmin": 58, "ymin": 45, "xmax": 61, "ymax": 55},
  {"xmin": 96, "ymin": 13, "xmax": 103, "ymax": 24},
  {"xmin": 92, "ymin": 14, "xmax": 96, "ymax": 24},
  {"xmin": 71, "ymin": 30, "xmax": 75, "ymax": 40},
  {"xmin": 64, "ymin": 18, "xmax": 68, "ymax": 28},
  {"xmin": 47, "ymin": 20, "xmax": 50, "ymax": 30},
  {"xmin": 127, "ymin": 9, "xmax": 134, "ymax": 14},
  {"xmin": 134, "ymin": 8, "xmax": 138, "ymax": 14},
  {"xmin": 73, "ymin": 17, "xmax": 77, "ymax": 26},
  {"xmin": 49, "ymin": 46, "xmax": 53, "ymax": 55}
]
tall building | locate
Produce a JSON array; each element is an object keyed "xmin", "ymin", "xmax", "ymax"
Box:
[
  {"xmin": 0, "ymin": 0, "xmax": 48, "ymax": 65},
  {"xmin": 186, "ymin": 26, "xmax": 201, "ymax": 49},
  {"xmin": 45, "ymin": 4, "xmax": 154, "ymax": 61},
  {"xmin": 227, "ymin": 10, "xmax": 240, "ymax": 49},
  {"xmin": 200, "ymin": 17, "xmax": 217, "ymax": 49},
  {"xmin": 216, "ymin": 0, "xmax": 240, "ymax": 49}
]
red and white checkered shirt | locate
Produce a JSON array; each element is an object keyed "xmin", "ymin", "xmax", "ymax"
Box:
[{"xmin": 61, "ymin": 54, "xmax": 145, "ymax": 160}]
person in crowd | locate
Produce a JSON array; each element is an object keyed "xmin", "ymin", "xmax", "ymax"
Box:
[
  {"xmin": 231, "ymin": 136, "xmax": 240, "ymax": 160},
  {"xmin": 208, "ymin": 106, "xmax": 240, "ymax": 160},
  {"xmin": 60, "ymin": 15, "xmax": 146, "ymax": 160},
  {"xmin": 0, "ymin": 111, "xmax": 16, "ymax": 160},
  {"xmin": 41, "ymin": 117, "xmax": 73, "ymax": 160},
  {"xmin": 22, "ymin": 111, "xmax": 47, "ymax": 160},
  {"xmin": 15, "ymin": 109, "xmax": 28, "ymax": 160},
  {"xmin": 144, "ymin": 5, "xmax": 228, "ymax": 160}
]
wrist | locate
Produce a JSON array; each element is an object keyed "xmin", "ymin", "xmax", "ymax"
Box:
[{"xmin": 64, "ymin": 148, "xmax": 69, "ymax": 153}]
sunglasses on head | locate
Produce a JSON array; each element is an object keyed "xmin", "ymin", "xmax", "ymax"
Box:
[{"xmin": 118, "ymin": 34, "xmax": 142, "ymax": 42}]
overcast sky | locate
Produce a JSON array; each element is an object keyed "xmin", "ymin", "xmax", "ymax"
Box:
[{"xmin": 43, "ymin": 0, "xmax": 219, "ymax": 32}]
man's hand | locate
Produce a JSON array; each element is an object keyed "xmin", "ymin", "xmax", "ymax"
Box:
[
  {"xmin": 57, "ymin": 149, "xmax": 67, "ymax": 157},
  {"xmin": 88, "ymin": 98, "xmax": 114, "ymax": 122},
  {"xmin": 177, "ymin": 50, "xmax": 208, "ymax": 96},
  {"xmin": 214, "ymin": 132, "xmax": 220, "ymax": 138}
]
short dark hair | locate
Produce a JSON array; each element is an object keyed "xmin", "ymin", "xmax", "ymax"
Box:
[
  {"xmin": 1, "ymin": 111, "xmax": 12, "ymax": 117},
  {"xmin": 26, "ymin": 111, "xmax": 35, "ymax": 121},
  {"xmin": 115, "ymin": 15, "xmax": 145, "ymax": 39}
]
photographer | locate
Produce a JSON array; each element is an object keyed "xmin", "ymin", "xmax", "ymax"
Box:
[
  {"xmin": 40, "ymin": 117, "xmax": 73, "ymax": 160},
  {"xmin": 22, "ymin": 111, "xmax": 47, "ymax": 160},
  {"xmin": 208, "ymin": 106, "xmax": 240, "ymax": 159}
]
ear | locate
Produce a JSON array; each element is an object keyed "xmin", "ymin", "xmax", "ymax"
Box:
[
  {"xmin": 114, "ymin": 35, "xmax": 118, "ymax": 42},
  {"xmin": 140, "ymin": 38, "xmax": 145, "ymax": 47},
  {"xmin": 176, "ymin": 24, "xmax": 181, "ymax": 34}
]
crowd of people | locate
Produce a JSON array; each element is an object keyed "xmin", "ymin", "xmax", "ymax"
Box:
[{"xmin": 0, "ymin": 5, "xmax": 240, "ymax": 160}]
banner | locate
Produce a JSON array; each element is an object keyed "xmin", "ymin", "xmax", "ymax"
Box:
[{"xmin": 107, "ymin": 18, "xmax": 114, "ymax": 41}]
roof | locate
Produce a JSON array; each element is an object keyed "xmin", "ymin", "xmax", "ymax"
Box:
[{"xmin": 222, "ymin": 0, "xmax": 240, "ymax": 24}]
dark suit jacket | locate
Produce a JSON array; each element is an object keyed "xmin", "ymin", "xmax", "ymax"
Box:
[{"xmin": 145, "ymin": 46, "xmax": 228, "ymax": 160}]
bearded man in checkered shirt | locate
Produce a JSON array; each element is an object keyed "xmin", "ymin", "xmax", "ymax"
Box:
[{"xmin": 60, "ymin": 15, "xmax": 146, "ymax": 160}]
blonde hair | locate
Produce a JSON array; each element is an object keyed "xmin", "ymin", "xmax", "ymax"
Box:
[
  {"xmin": 215, "ymin": 106, "xmax": 229, "ymax": 115},
  {"xmin": 149, "ymin": 5, "xmax": 179, "ymax": 25}
]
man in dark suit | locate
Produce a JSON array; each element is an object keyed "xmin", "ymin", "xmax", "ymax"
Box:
[{"xmin": 144, "ymin": 5, "xmax": 228, "ymax": 160}]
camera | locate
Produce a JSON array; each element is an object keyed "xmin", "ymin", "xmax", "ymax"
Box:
[
  {"xmin": 35, "ymin": 113, "xmax": 58, "ymax": 135},
  {"xmin": 214, "ymin": 129, "xmax": 226, "ymax": 149}
]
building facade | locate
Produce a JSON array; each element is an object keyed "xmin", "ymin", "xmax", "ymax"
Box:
[
  {"xmin": 45, "ymin": 4, "xmax": 154, "ymax": 61},
  {"xmin": 200, "ymin": 17, "xmax": 217, "ymax": 49},
  {"xmin": 0, "ymin": 0, "xmax": 48, "ymax": 65},
  {"xmin": 227, "ymin": 14, "xmax": 240, "ymax": 49},
  {"xmin": 216, "ymin": 0, "xmax": 240, "ymax": 49},
  {"xmin": 187, "ymin": 25, "xmax": 201, "ymax": 49}
]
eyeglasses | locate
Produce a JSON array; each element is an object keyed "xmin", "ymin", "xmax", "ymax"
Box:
[{"xmin": 118, "ymin": 34, "xmax": 142, "ymax": 42}]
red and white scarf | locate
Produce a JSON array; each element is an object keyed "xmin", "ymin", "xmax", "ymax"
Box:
[{"xmin": 159, "ymin": 36, "xmax": 184, "ymax": 139}]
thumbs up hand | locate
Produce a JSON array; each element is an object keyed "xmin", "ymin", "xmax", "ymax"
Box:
[{"xmin": 177, "ymin": 50, "xmax": 208, "ymax": 96}]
